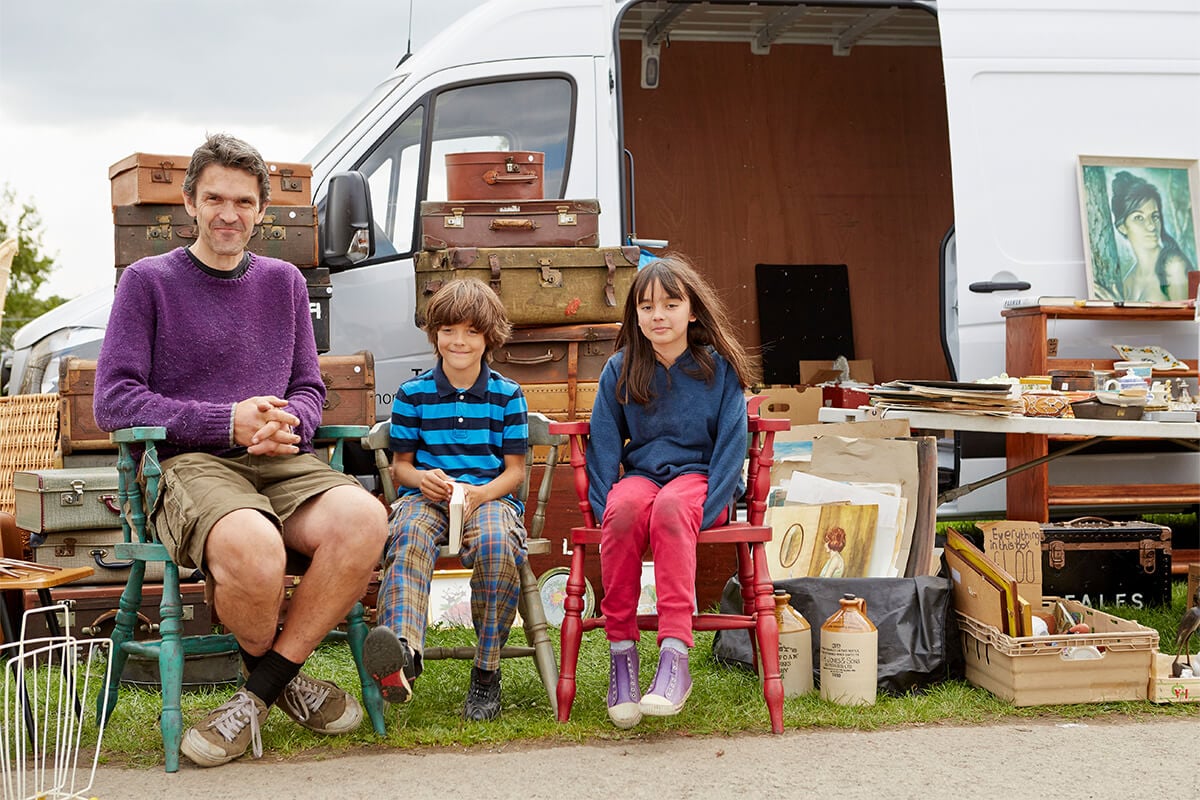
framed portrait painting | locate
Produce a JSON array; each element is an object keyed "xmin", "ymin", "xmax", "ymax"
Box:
[{"xmin": 1076, "ymin": 156, "xmax": 1199, "ymax": 302}]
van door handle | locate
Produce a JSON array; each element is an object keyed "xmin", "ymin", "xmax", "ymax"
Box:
[{"xmin": 968, "ymin": 281, "xmax": 1031, "ymax": 293}]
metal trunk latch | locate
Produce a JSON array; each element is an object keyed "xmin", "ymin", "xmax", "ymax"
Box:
[
  {"xmin": 1047, "ymin": 539, "xmax": 1066, "ymax": 570},
  {"xmin": 1139, "ymin": 539, "xmax": 1157, "ymax": 573},
  {"xmin": 60, "ymin": 480, "xmax": 86, "ymax": 506},
  {"xmin": 444, "ymin": 208, "xmax": 465, "ymax": 229}
]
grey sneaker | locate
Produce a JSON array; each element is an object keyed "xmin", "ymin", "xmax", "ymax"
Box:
[
  {"xmin": 363, "ymin": 625, "xmax": 416, "ymax": 704},
  {"xmin": 180, "ymin": 689, "xmax": 268, "ymax": 768},
  {"xmin": 276, "ymin": 671, "xmax": 364, "ymax": 734}
]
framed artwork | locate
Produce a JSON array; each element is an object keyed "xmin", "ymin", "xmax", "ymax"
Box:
[
  {"xmin": 428, "ymin": 569, "xmax": 473, "ymax": 627},
  {"xmin": 1076, "ymin": 156, "xmax": 1199, "ymax": 302}
]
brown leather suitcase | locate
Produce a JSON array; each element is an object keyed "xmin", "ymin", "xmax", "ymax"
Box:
[
  {"xmin": 317, "ymin": 351, "xmax": 377, "ymax": 428},
  {"xmin": 414, "ymin": 246, "xmax": 637, "ymax": 327},
  {"xmin": 420, "ymin": 199, "xmax": 600, "ymax": 250},
  {"xmin": 109, "ymin": 152, "xmax": 312, "ymax": 206},
  {"xmin": 20, "ymin": 581, "xmax": 215, "ymax": 640},
  {"xmin": 445, "ymin": 151, "xmax": 543, "ymax": 201},
  {"xmin": 113, "ymin": 204, "xmax": 319, "ymax": 267},
  {"xmin": 489, "ymin": 323, "xmax": 618, "ymax": 385},
  {"xmin": 59, "ymin": 352, "xmax": 376, "ymax": 455}
]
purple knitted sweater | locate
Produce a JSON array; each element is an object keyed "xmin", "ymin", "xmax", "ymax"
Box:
[{"xmin": 93, "ymin": 247, "xmax": 324, "ymax": 460}]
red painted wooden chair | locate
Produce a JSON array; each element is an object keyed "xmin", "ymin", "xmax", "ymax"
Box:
[{"xmin": 548, "ymin": 395, "xmax": 789, "ymax": 732}]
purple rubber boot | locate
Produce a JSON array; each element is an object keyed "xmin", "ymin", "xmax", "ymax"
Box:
[{"xmin": 607, "ymin": 646, "xmax": 642, "ymax": 729}]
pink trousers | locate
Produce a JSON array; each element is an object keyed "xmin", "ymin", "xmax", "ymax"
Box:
[{"xmin": 599, "ymin": 474, "xmax": 726, "ymax": 647}]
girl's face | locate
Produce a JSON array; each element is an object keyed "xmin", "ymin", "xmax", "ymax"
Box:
[
  {"xmin": 1118, "ymin": 197, "xmax": 1163, "ymax": 251},
  {"xmin": 636, "ymin": 279, "xmax": 696, "ymax": 363}
]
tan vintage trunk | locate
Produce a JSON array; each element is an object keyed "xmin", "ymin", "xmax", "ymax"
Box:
[
  {"xmin": 414, "ymin": 246, "xmax": 637, "ymax": 327},
  {"xmin": 108, "ymin": 152, "xmax": 312, "ymax": 206}
]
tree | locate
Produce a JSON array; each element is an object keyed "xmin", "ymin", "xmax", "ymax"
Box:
[{"xmin": 0, "ymin": 185, "xmax": 69, "ymax": 349}]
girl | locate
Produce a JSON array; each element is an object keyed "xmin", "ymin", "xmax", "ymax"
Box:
[{"xmin": 586, "ymin": 254, "xmax": 758, "ymax": 729}]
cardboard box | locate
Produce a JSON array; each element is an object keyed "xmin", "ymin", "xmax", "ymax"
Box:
[
  {"xmin": 755, "ymin": 385, "xmax": 823, "ymax": 427},
  {"xmin": 1149, "ymin": 651, "xmax": 1200, "ymax": 703},
  {"xmin": 957, "ymin": 598, "xmax": 1158, "ymax": 706}
]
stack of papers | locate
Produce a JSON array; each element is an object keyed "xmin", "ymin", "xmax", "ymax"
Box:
[{"xmin": 867, "ymin": 380, "xmax": 1020, "ymax": 416}]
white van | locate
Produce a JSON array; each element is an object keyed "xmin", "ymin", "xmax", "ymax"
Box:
[{"xmin": 8, "ymin": 0, "xmax": 1198, "ymax": 516}]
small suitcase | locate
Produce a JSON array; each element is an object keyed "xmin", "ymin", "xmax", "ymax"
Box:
[
  {"xmin": 113, "ymin": 204, "xmax": 319, "ymax": 267},
  {"xmin": 522, "ymin": 380, "xmax": 600, "ymax": 422},
  {"xmin": 58, "ymin": 358, "xmax": 111, "ymax": 454},
  {"xmin": 445, "ymin": 151, "xmax": 544, "ymax": 201},
  {"xmin": 420, "ymin": 199, "xmax": 600, "ymax": 250},
  {"xmin": 317, "ymin": 351, "xmax": 377, "ymax": 427},
  {"xmin": 14, "ymin": 468, "xmax": 120, "ymax": 533},
  {"xmin": 30, "ymin": 528, "xmax": 198, "ymax": 584},
  {"xmin": 489, "ymin": 323, "xmax": 618, "ymax": 385},
  {"xmin": 414, "ymin": 246, "xmax": 637, "ymax": 327},
  {"xmin": 109, "ymin": 152, "xmax": 313, "ymax": 207},
  {"xmin": 1040, "ymin": 517, "xmax": 1172, "ymax": 608}
]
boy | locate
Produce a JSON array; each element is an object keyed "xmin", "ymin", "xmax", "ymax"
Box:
[{"xmin": 364, "ymin": 278, "xmax": 529, "ymax": 721}]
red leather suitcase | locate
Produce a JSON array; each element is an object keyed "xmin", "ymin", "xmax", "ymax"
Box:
[
  {"xmin": 489, "ymin": 323, "xmax": 618, "ymax": 385},
  {"xmin": 445, "ymin": 151, "xmax": 543, "ymax": 200},
  {"xmin": 420, "ymin": 199, "xmax": 600, "ymax": 250}
]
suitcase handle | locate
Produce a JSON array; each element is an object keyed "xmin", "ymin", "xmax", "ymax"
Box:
[
  {"xmin": 495, "ymin": 348, "xmax": 561, "ymax": 367},
  {"xmin": 100, "ymin": 494, "xmax": 120, "ymax": 515},
  {"xmin": 482, "ymin": 169, "xmax": 539, "ymax": 185},
  {"xmin": 1061, "ymin": 516, "xmax": 1114, "ymax": 528},
  {"xmin": 82, "ymin": 609, "xmax": 155, "ymax": 637},
  {"xmin": 489, "ymin": 218, "xmax": 537, "ymax": 231},
  {"xmin": 90, "ymin": 548, "xmax": 134, "ymax": 571}
]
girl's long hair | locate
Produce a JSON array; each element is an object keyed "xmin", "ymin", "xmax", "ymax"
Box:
[{"xmin": 615, "ymin": 254, "xmax": 758, "ymax": 405}]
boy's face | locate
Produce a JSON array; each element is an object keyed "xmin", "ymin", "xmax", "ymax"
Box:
[{"xmin": 436, "ymin": 321, "xmax": 487, "ymax": 375}]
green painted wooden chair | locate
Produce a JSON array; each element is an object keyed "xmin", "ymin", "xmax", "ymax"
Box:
[
  {"xmin": 99, "ymin": 424, "xmax": 385, "ymax": 773},
  {"xmin": 363, "ymin": 411, "xmax": 562, "ymax": 712}
]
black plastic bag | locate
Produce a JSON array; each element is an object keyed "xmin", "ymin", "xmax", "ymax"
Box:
[{"xmin": 712, "ymin": 575, "xmax": 964, "ymax": 695}]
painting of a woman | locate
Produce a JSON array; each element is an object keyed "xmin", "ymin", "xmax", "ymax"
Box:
[{"xmin": 1079, "ymin": 158, "xmax": 1199, "ymax": 302}]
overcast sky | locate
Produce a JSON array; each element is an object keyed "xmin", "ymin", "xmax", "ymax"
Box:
[{"xmin": 0, "ymin": 0, "xmax": 487, "ymax": 306}]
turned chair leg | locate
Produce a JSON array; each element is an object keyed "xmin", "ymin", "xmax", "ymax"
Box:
[
  {"xmin": 157, "ymin": 563, "xmax": 185, "ymax": 774},
  {"xmin": 750, "ymin": 542, "xmax": 784, "ymax": 734},
  {"xmin": 518, "ymin": 560, "xmax": 560, "ymax": 716},
  {"xmin": 556, "ymin": 544, "xmax": 588, "ymax": 722}
]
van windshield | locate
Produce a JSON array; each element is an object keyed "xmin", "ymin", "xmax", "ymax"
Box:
[{"xmin": 304, "ymin": 75, "xmax": 409, "ymax": 173}]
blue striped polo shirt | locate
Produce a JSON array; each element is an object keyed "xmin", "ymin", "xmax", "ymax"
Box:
[{"xmin": 389, "ymin": 361, "xmax": 528, "ymax": 512}]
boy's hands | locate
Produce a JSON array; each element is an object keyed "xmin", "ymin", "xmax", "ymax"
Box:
[{"xmin": 419, "ymin": 470, "xmax": 480, "ymax": 518}]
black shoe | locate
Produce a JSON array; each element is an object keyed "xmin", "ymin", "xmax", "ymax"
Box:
[{"xmin": 463, "ymin": 666, "xmax": 502, "ymax": 721}]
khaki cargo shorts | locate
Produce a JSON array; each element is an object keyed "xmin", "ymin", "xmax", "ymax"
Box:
[{"xmin": 151, "ymin": 451, "xmax": 361, "ymax": 571}]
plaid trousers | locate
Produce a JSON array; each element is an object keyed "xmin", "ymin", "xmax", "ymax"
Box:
[{"xmin": 377, "ymin": 492, "xmax": 526, "ymax": 671}]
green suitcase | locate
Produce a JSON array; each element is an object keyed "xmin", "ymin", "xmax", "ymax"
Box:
[
  {"xmin": 14, "ymin": 467, "xmax": 121, "ymax": 533},
  {"xmin": 414, "ymin": 245, "xmax": 638, "ymax": 327}
]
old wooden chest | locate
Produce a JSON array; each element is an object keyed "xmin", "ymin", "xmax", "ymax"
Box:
[
  {"xmin": 1040, "ymin": 517, "xmax": 1172, "ymax": 608},
  {"xmin": 113, "ymin": 204, "xmax": 319, "ymax": 267},
  {"xmin": 420, "ymin": 199, "xmax": 600, "ymax": 250},
  {"xmin": 109, "ymin": 152, "xmax": 312, "ymax": 206},
  {"xmin": 13, "ymin": 467, "xmax": 121, "ymax": 533},
  {"xmin": 58, "ymin": 351, "xmax": 376, "ymax": 454},
  {"xmin": 489, "ymin": 323, "xmax": 618, "ymax": 386},
  {"xmin": 414, "ymin": 246, "xmax": 637, "ymax": 327}
]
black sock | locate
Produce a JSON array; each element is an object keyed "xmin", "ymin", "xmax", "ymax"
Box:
[
  {"xmin": 240, "ymin": 646, "xmax": 263, "ymax": 674},
  {"xmin": 244, "ymin": 650, "xmax": 303, "ymax": 707}
]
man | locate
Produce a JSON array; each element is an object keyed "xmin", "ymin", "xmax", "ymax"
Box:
[{"xmin": 94, "ymin": 133, "xmax": 387, "ymax": 768}]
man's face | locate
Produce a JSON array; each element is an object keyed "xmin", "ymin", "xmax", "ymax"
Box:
[{"xmin": 182, "ymin": 164, "xmax": 266, "ymax": 267}]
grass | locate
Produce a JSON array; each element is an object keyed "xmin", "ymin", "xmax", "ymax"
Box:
[{"xmin": 86, "ymin": 578, "xmax": 1200, "ymax": 769}]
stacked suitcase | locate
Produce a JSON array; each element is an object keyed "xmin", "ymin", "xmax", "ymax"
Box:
[
  {"xmin": 416, "ymin": 151, "xmax": 632, "ymax": 425},
  {"xmin": 108, "ymin": 152, "xmax": 330, "ymax": 352}
]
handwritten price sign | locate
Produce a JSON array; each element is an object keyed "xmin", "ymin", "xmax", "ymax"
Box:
[{"xmin": 981, "ymin": 520, "xmax": 1044, "ymax": 604}]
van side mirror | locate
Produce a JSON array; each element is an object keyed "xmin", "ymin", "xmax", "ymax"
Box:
[{"xmin": 322, "ymin": 171, "xmax": 375, "ymax": 267}]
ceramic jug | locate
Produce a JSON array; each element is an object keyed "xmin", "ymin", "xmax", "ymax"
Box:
[
  {"xmin": 819, "ymin": 594, "xmax": 878, "ymax": 706},
  {"xmin": 760, "ymin": 590, "xmax": 813, "ymax": 697}
]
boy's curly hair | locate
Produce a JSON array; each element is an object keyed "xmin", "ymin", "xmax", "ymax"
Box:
[{"xmin": 422, "ymin": 278, "xmax": 512, "ymax": 355}]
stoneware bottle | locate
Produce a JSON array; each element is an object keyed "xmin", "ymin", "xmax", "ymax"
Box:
[
  {"xmin": 760, "ymin": 590, "xmax": 813, "ymax": 696},
  {"xmin": 819, "ymin": 593, "xmax": 878, "ymax": 706}
]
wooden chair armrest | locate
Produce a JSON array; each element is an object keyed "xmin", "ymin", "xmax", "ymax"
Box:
[
  {"xmin": 547, "ymin": 420, "xmax": 591, "ymax": 435},
  {"xmin": 750, "ymin": 417, "xmax": 790, "ymax": 433},
  {"xmin": 110, "ymin": 426, "xmax": 168, "ymax": 444},
  {"xmin": 314, "ymin": 424, "xmax": 371, "ymax": 441}
]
